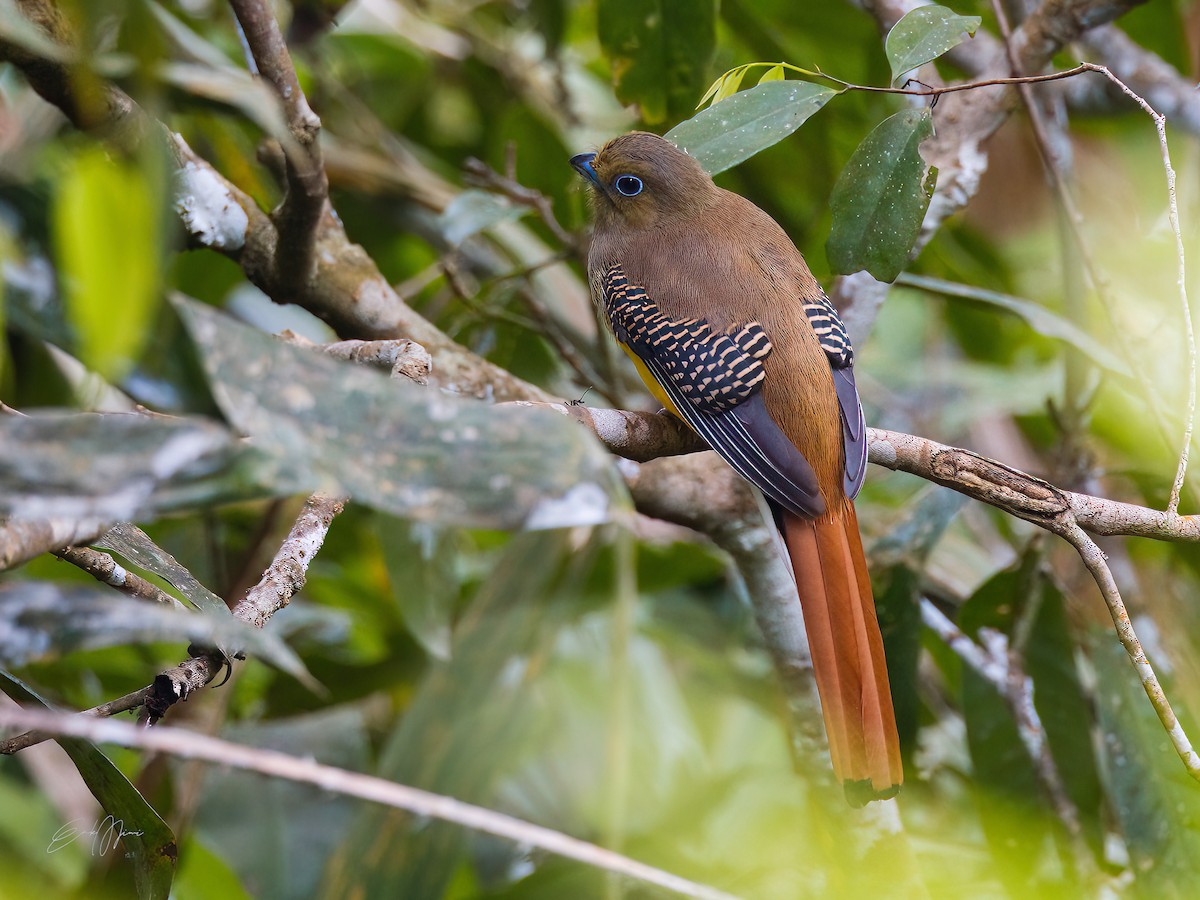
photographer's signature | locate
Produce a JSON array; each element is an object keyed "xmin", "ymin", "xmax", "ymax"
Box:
[{"xmin": 47, "ymin": 816, "xmax": 144, "ymax": 856}]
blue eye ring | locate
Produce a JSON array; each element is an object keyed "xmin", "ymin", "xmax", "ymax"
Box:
[{"xmin": 614, "ymin": 174, "xmax": 643, "ymax": 197}]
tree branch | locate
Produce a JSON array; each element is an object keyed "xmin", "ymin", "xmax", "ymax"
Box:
[
  {"xmin": 0, "ymin": 706, "xmax": 737, "ymax": 900},
  {"xmin": 1, "ymin": 493, "xmax": 345, "ymax": 753},
  {"xmin": 52, "ymin": 546, "xmax": 184, "ymax": 608},
  {"xmin": 228, "ymin": 0, "xmax": 328, "ymax": 297}
]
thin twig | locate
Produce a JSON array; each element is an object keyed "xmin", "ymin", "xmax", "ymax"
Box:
[
  {"xmin": 462, "ymin": 157, "xmax": 582, "ymax": 255},
  {"xmin": 1081, "ymin": 63, "xmax": 1195, "ymax": 517},
  {"xmin": 0, "ymin": 707, "xmax": 738, "ymax": 900},
  {"xmin": 988, "ymin": 5, "xmax": 1194, "ymax": 516},
  {"xmin": 1056, "ymin": 522, "xmax": 1200, "ymax": 781}
]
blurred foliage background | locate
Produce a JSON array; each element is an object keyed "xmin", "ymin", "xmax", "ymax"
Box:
[{"xmin": 3, "ymin": 0, "xmax": 1200, "ymax": 897}]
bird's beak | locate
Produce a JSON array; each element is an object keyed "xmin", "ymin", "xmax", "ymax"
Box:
[{"xmin": 570, "ymin": 152, "xmax": 600, "ymax": 188}]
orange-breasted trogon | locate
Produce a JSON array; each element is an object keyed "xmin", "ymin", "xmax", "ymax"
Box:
[{"xmin": 572, "ymin": 131, "xmax": 901, "ymax": 805}]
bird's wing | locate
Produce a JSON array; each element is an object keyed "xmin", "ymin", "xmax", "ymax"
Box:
[
  {"xmin": 802, "ymin": 293, "xmax": 867, "ymax": 500},
  {"xmin": 601, "ymin": 265, "xmax": 826, "ymax": 518}
]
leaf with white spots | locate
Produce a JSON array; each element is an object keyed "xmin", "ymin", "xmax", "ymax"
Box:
[
  {"xmin": 826, "ymin": 107, "xmax": 936, "ymax": 283},
  {"xmin": 665, "ymin": 80, "xmax": 839, "ymax": 175},
  {"xmin": 174, "ymin": 297, "xmax": 626, "ymax": 529},
  {"xmin": 886, "ymin": 6, "xmax": 982, "ymax": 86}
]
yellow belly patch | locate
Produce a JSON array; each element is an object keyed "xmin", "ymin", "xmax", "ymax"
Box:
[{"xmin": 618, "ymin": 340, "xmax": 684, "ymax": 420}]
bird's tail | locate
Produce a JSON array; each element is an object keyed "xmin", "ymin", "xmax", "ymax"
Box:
[{"xmin": 780, "ymin": 505, "xmax": 902, "ymax": 805}]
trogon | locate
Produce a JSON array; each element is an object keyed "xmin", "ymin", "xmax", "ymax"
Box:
[{"xmin": 571, "ymin": 131, "xmax": 902, "ymax": 805}]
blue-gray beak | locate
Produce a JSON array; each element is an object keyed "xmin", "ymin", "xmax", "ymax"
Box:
[{"xmin": 570, "ymin": 152, "xmax": 600, "ymax": 187}]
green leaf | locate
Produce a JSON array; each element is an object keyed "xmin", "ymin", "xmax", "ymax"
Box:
[
  {"xmin": 438, "ymin": 190, "xmax": 529, "ymax": 246},
  {"xmin": 758, "ymin": 64, "xmax": 785, "ymax": 84},
  {"xmin": 94, "ymin": 524, "xmax": 228, "ymax": 618},
  {"xmin": 53, "ymin": 146, "xmax": 162, "ymax": 382},
  {"xmin": 0, "ymin": 583, "xmax": 311, "ymax": 684},
  {"xmin": 377, "ymin": 516, "xmax": 462, "ymax": 660},
  {"xmin": 174, "ymin": 297, "xmax": 625, "ymax": 530},
  {"xmin": 951, "ymin": 555, "xmax": 1105, "ymax": 886},
  {"xmin": 895, "ymin": 274, "xmax": 1130, "ymax": 375},
  {"xmin": 0, "ymin": 672, "xmax": 177, "ymax": 900},
  {"xmin": 190, "ymin": 707, "xmax": 370, "ymax": 899},
  {"xmin": 597, "ymin": 0, "xmax": 718, "ymax": 123},
  {"xmin": 94, "ymin": 523, "xmax": 238, "ymax": 666},
  {"xmin": 955, "ymin": 568, "xmax": 1050, "ymax": 891},
  {"xmin": 885, "ymin": 6, "xmax": 982, "ymax": 86},
  {"xmin": 711, "ymin": 66, "xmax": 748, "ymax": 104},
  {"xmin": 872, "ymin": 487, "xmax": 964, "ymax": 756},
  {"xmin": 826, "ymin": 107, "xmax": 935, "ymax": 282},
  {"xmin": 665, "ymin": 80, "xmax": 839, "ymax": 175},
  {"xmin": 323, "ymin": 529, "xmax": 608, "ymax": 897},
  {"xmin": 0, "ymin": 411, "xmax": 290, "ymax": 523},
  {"xmin": 1091, "ymin": 630, "xmax": 1200, "ymax": 890},
  {"xmin": 1023, "ymin": 581, "xmax": 1104, "ymax": 854}
]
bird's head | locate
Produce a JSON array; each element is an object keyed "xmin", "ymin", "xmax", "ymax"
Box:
[{"xmin": 570, "ymin": 131, "xmax": 718, "ymax": 232}]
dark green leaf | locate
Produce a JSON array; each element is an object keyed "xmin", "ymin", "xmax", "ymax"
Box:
[
  {"xmin": 1091, "ymin": 630, "xmax": 1200, "ymax": 890},
  {"xmin": 1023, "ymin": 581, "xmax": 1104, "ymax": 854},
  {"xmin": 0, "ymin": 411, "xmax": 287, "ymax": 523},
  {"xmin": 953, "ymin": 558, "xmax": 1105, "ymax": 886},
  {"xmin": 597, "ymin": 0, "xmax": 717, "ymax": 123},
  {"xmin": 0, "ymin": 582, "xmax": 309, "ymax": 682},
  {"xmin": 94, "ymin": 524, "xmax": 227, "ymax": 618},
  {"xmin": 174, "ymin": 297, "xmax": 625, "ymax": 530},
  {"xmin": 956, "ymin": 568, "xmax": 1048, "ymax": 890},
  {"xmin": 0, "ymin": 672, "xmax": 176, "ymax": 900},
  {"xmin": 826, "ymin": 107, "xmax": 935, "ymax": 282},
  {"xmin": 871, "ymin": 487, "xmax": 965, "ymax": 759},
  {"xmin": 885, "ymin": 6, "xmax": 982, "ymax": 85},
  {"xmin": 665, "ymin": 80, "xmax": 838, "ymax": 175},
  {"xmin": 323, "ymin": 529, "xmax": 598, "ymax": 898},
  {"xmin": 191, "ymin": 707, "xmax": 370, "ymax": 900}
]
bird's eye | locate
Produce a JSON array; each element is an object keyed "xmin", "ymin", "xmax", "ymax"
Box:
[{"xmin": 614, "ymin": 174, "xmax": 643, "ymax": 197}]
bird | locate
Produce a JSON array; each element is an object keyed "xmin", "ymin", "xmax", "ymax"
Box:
[{"xmin": 571, "ymin": 132, "xmax": 901, "ymax": 805}]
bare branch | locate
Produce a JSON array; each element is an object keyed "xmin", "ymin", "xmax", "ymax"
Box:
[
  {"xmin": 989, "ymin": 3, "xmax": 1195, "ymax": 517},
  {"xmin": 1079, "ymin": 63, "xmax": 1194, "ymax": 517},
  {"xmin": 2, "ymin": 494, "xmax": 346, "ymax": 751},
  {"xmin": 0, "ymin": 706, "xmax": 738, "ymax": 900},
  {"xmin": 52, "ymin": 546, "xmax": 184, "ymax": 608},
  {"xmin": 0, "ymin": 516, "xmax": 111, "ymax": 571},
  {"xmin": 142, "ymin": 492, "xmax": 345, "ymax": 721},
  {"xmin": 277, "ymin": 331, "xmax": 433, "ymax": 385},
  {"xmin": 228, "ymin": 0, "xmax": 328, "ymax": 296}
]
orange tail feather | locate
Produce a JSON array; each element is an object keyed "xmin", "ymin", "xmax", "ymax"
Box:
[{"xmin": 781, "ymin": 505, "xmax": 902, "ymax": 805}]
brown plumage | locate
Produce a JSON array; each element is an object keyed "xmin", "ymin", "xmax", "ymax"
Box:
[{"xmin": 572, "ymin": 131, "xmax": 901, "ymax": 804}]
